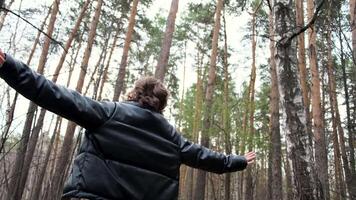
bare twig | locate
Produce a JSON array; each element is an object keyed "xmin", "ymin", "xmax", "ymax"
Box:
[{"xmin": 0, "ymin": 7, "xmax": 65, "ymax": 50}]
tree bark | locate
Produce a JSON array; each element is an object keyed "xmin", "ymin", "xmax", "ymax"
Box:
[
  {"xmin": 244, "ymin": 2, "xmax": 262, "ymax": 200},
  {"xmin": 283, "ymin": 151, "xmax": 293, "ymax": 200},
  {"xmin": 268, "ymin": 5, "xmax": 282, "ymax": 200},
  {"xmin": 50, "ymin": 0, "xmax": 103, "ymax": 198},
  {"xmin": 222, "ymin": 8, "xmax": 231, "ymax": 200},
  {"xmin": 154, "ymin": 0, "xmax": 179, "ymax": 81},
  {"xmin": 273, "ymin": 1, "xmax": 316, "ymax": 199},
  {"xmin": 350, "ymin": 0, "xmax": 356, "ymax": 63},
  {"xmin": 113, "ymin": 0, "xmax": 140, "ymax": 101},
  {"xmin": 194, "ymin": 0, "xmax": 224, "ymax": 199},
  {"xmin": 295, "ymin": 0, "xmax": 313, "ymax": 148},
  {"xmin": 307, "ymin": 0, "xmax": 329, "ymax": 199}
]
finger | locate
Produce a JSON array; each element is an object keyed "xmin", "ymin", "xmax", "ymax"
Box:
[
  {"xmin": 246, "ymin": 153, "xmax": 256, "ymax": 159},
  {"xmin": 246, "ymin": 152, "xmax": 256, "ymax": 157},
  {"xmin": 247, "ymin": 155, "xmax": 256, "ymax": 161}
]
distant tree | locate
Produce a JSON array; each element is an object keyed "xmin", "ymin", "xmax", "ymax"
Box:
[
  {"xmin": 155, "ymin": 0, "xmax": 179, "ymax": 81},
  {"xmin": 6, "ymin": 1, "xmax": 60, "ymax": 199},
  {"xmin": 113, "ymin": 0, "xmax": 140, "ymax": 101},
  {"xmin": 244, "ymin": 1, "xmax": 263, "ymax": 199},
  {"xmin": 326, "ymin": 25, "xmax": 356, "ymax": 199},
  {"xmin": 194, "ymin": 0, "xmax": 224, "ymax": 199},
  {"xmin": 222, "ymin": 7, "xmax": 232, "ymax": 200},
  {"xmin": 50, "ymin": 0, "xmax": 103, "ymax": 198}
]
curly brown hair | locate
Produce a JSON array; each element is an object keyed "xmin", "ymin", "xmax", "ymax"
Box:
[{"xmin": 126, "ymin": 76, "xmax": 169, "ymax": 114}]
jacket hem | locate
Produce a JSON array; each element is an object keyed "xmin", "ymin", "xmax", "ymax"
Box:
[{"xmin": 63, "ymin": 189, "xmax": 111, "ymax": 200}]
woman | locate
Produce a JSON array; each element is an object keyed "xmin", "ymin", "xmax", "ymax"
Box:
[{"xmin": 0, "ymin": 50, "xmax": 255, "ymax": 200}]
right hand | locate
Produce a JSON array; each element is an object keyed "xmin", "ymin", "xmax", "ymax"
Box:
[{"xmin": 0, "ymin": 49, "xmax": 5, "ymax": 66}]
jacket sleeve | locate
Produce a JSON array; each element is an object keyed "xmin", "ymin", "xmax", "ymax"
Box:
[
  {"xmin": 0, "ymin": 54, "xmax": 115, "ymax": 130},
  {"xmin": 178, "ymin": 134, "xmax": 247, "ymax": 174}
]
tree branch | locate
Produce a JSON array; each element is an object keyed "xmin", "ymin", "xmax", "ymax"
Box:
[
  {"xmin": 0, "ymin": 7, "xmax": 65, "ymax": 50},
  {"xmin": 266, "ymin": 0, "xmax": 272, "ymax": 12},
  {"xmin": 279, "ymin": 0, "xmax": 325, "ymax": 45}
]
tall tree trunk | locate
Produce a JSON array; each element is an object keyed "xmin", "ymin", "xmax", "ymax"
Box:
[
  {"xmin": 222, "ymin": 8, "xmax": 231, "ymax": 200},
  {"xmin": 273, "ymin": 1, "xmax": 316, "ymax": 199},
  {"xmin": 16, "ymin": 1, "xmax": 90, "ymax": 199},
  {"xmin": 7, "ymin": 8, "xmax": 52, "ymax": 194},
  {"xmin": 0, "ymin": 89, "xmax": 13, "ymax": 199},
  {"xmin": 52, "ymin": 0, "xmax": 91, "ymax": 82},
  {"xmin": 184, "ymin": 50, "xmax": 204, "ymax": 200},
  {"xmin": 344, "ymin": 0, "xmax": 356, "ymax": 176},
  {"xmin": 177, "ymin": 41, "xmax": 187, "ymax": 129},
  {"xmin": 328, "ymin": 62, "xmax": 346, "ymax": 200},
  {"xmin": 326, "ymin": 29, "xmax": 356, "ymax": 199},
  {"xmin": 154, "ymin": 0, "xmax": 179, "ymax": 81},
  {"xmin": 7, "ymin": 1, "xmax": 60, "ymax": 199},
  {"xmin": 245, "ymin": 2, "xmax": 262, "ymax": 200},
  {"xmin": 92, "ymin": 35, "xmax": 111, "ymax": 99},
  {"xmin": 194, "ymin": 0, "xmax": 223, "ymax": 199},
  {"xmin": 30, "ymin": 116, "xmax": 62, "ymax": 200},
  {"xmin": 295, "ymin": 0, "xmax": 313, "ymax": 148},
  {"xmin": 50, "ymin": 0, "xmax": 103, "ymax": 198},
  {"xmin": 26, "ymin": 6, "xmax": 52, "ymax": 65},
  {"xmin": 0, "ymin": 6, "xmax": 50, "ymax": 179},
  {"xmin": 268, "ymin": 5, "xmax": 282, "ymax": 200},
  {"xmin": 350, "ymin": 0, "xmax": 356, "ymax": 63},
  {"xmin": 307, "ymin": 0, "xmax": 329, "ymax": 199},
  {"xmin": 113, "ymin": 0, "xmax": 139, "ymax": 101},
  {"xmin": 283, "ymin": 151, "xmax": 293, "ymax": 200},
  {"xmin": 0, "ymin": 91, "xmax": 17, "ymax": 154},
  {"xmin": 98, "ymin": 24, "xmax": 121, "ymax": 100}
]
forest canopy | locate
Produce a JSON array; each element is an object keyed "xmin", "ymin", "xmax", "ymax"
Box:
[{"xmin": 0, "ymin": 0, "xmax": 355, "ymax": 199}]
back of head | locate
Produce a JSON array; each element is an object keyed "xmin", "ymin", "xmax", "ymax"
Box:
[{"xmin": 127, "ymin": 76, "xmax": 169, "ymax": 114}]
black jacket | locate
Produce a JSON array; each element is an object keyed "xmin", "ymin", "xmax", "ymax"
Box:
[{"xmin": 0, "ymin": 55, "xmax": 247, "ymax": 200}]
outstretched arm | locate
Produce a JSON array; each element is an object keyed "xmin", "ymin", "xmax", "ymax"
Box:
[
  {"xmin": 0, "ymin": 51, "xmax": 115, "ymax": 130},
  {"xmin": 178, "ymin": 134, "xmax": 256, "ymax": 174}
]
